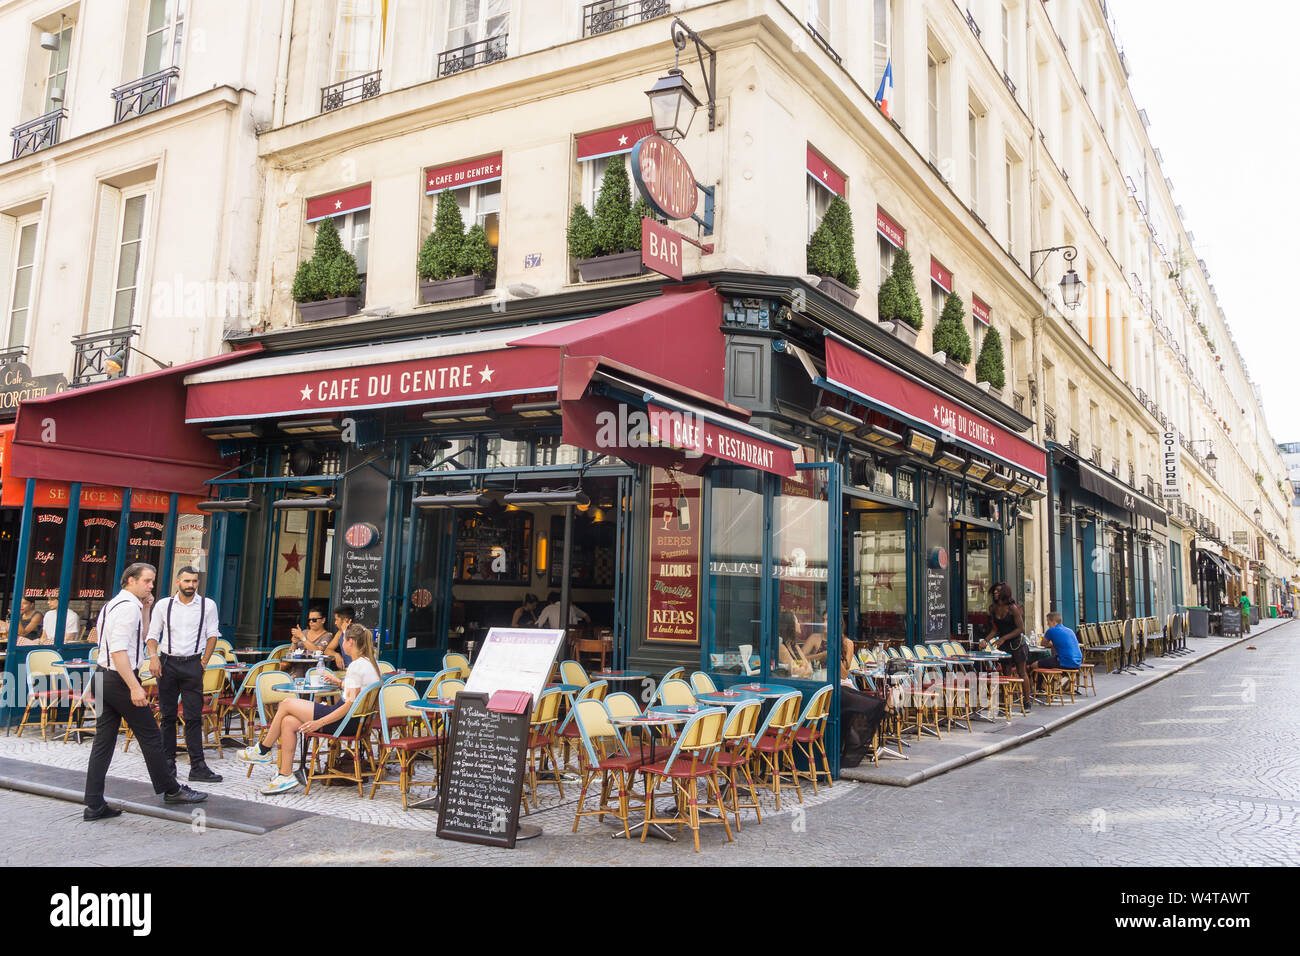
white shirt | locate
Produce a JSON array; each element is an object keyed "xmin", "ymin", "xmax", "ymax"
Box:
[
  {"xmin": 42, "ymin": 608, "xmax": 80, "ymax": 640},
  {"xmin": 535, "ymin": 601, "xmax": 589, "ymax": 630},
  {"xmin": 97, "ymin": 590, "xmax": 145, "ymax": 671},
  {"xmin": 146, "ymin": 592, "xmax": 221, "ymax": 656},
  {"xmin": 342, "ymin": 656, "xmax": 380, "ymax": 693}
]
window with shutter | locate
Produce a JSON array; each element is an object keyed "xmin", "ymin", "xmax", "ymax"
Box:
[
  {"xmin": 332, "ymin": 0, "xmax": 382, "ymax": 85},
  {"xmin": 88, "ymin": 185, "xmax": 125, "ymax": 332},
  {"xmin": 112, "ymin": 194, "xmax": 149, "ymax": 329},
  {"xmin": 446, "ymin": 0, "xmax": 509, "ymax": 51},
  {"xmin": 0, "ymin": 218, "xmax": 15, "ymax": 346},
  {"xmin": 142, "ymin": 0, "xmax": 185, "ymax": 75},
  {"xmin": 8, "ymin": 221, "xmax": 40, "ymax": 349}
]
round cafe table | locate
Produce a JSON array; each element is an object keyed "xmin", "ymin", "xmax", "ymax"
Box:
[
  {"xmin": 608, "ymin": 712, "xmax": 689, "ymax": 842},
  {"xmin": 694, "ymin": 690, "xmax": 750, "ymax": 706},
  {"xmin": 727, "ymin": 682, "xmax": 797, "ymax": 699},
  {"xmin": 272, "ymin": 680, "xmax": 339, "ymax": 785},
  {"xmin": 591, "ymin": 670, "xmax": 649, "ymax": 683}
]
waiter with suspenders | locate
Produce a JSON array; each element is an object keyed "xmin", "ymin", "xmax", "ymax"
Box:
[
  {"xmin": 146, "ymin": 566, "xmax": 224, "ymax": 783},
  {"xmin": 82, "ymin": 562, "xmax": 208, "ymax": 819}
]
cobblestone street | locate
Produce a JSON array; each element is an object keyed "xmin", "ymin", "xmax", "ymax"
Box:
[{"xmin": 1, "ymin": 622, "xmax": 1295, "ymax": 866}]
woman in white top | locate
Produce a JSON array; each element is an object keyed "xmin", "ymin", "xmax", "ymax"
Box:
[{"xmin": 239, "ymin": 623, "xmax": 381, "ymax": 794}]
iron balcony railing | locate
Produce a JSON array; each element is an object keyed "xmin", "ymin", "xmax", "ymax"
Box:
[
  {"xmin": 1012, "ymin": 391, "xmax": 1025, "ymax": 415},
  {"xmin": 804, "ymin": 22, "xmax": 842, "ymax": 64},
  {"xmin": 1069, "ymin": 431, "xmax": 1080, "ymax": 454},
  {"xmin": 71, "ymin": 327, "xmax": 137, "ymax": 387},
  {"xmin": 0, "ymin": 346, "xmax": 28, "ymax": 365},
  {"xmin": 111, "ymin": 66, "xmax": 179, "ymax": 123},
  {"xmin": 1044, "ymin": 413, "xmax": 1057, "ymax": 441},
  {"xmin": 582, "ymin": 0, "xmax": 670, "ymax": 36},
  {"xmin": 11, "ymin": 108, "xmax": 65, "ymax": 160},
  {"xmin": 321, "ymin": 69, "xmax": 382, "ymax": 113},
  {"xmin": 438, "ymin": 34, "xmax": 508, "ymax": 77}
]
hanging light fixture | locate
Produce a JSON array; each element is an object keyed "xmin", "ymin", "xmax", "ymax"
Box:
[{"xmin": 645, "ymin": 18, "xmax": 716, "ymax": 143}]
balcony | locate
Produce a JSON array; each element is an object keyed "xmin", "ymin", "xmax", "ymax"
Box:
[
  {"xmin": 804, "ymin": 22, "xmax": 842, "ymax": 64},
  {"xmin": 1068, "ymin": 431, "xmax": 1080, "ymax": 454},
  {"xmin": 111, "ymin": 66, "xmax": 179, "ymax": 123},
  {"xmin": 71, "ymin": 327, "xmax": 136, "ymax": 387},
  {"xmin": 438, "ymin": 35, "xmax": 508, "ymax": 77},
  {"xmin": 582, "ymin": 0, "xmax": 670, "ymax": 37},
  {"xmin": 1012, "ymin": 391, "xmax": 1025, "ymax": 415},
  {"xmin": 11, "ymin": 108, "xmax": 65, "ymax": 160},
  {"xmin": 0, "ymin": 345, "xmax": 28, "ymax": 365},
  {"xmin": 321, "ymin": 69, "xmax": 382, "ymax": 113},
  {"xmin": 1044, "ymin": 412, "xmax": 1057, "ymax": 441},
  {"xmin": 1091, "ymin": 446, "xmax": 1102, "ymax": 466}
]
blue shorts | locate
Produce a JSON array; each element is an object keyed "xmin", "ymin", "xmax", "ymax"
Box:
[{"xmin": 312, "ymin": 701, "xmax": 358, "ymax": 736}]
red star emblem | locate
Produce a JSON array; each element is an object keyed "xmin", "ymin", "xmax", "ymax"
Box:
[{"xmin": 282, "ymin": 543, "xmax": 304, "ymax": 574}]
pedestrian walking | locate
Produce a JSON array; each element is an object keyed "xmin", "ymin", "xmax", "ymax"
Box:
[
  {"xmin": 82, "ymin": 563, "xmax": 208, "ymax": 821},
  {"xmin": 145, "ymin": 566, "xmax": 224, "ymax": 783}
]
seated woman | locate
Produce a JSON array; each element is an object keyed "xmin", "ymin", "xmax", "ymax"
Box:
[
  {"xmin": 837, "ymin": 630, "xmax": 892, "ymax": 767},
  {"xmin": 511, "ymin": 593, "xmax": 540, "ymax": 628},
  {"xmin": 289, "ymin": 607, "xmax": 332, "ymax": 654},
  {"xmin": 238, "ymin": 624, "xmax": 381, "ymax": 795},
  {"xmin": 776, "ymin": 610, "xmax": 814, "ymax": 679}
]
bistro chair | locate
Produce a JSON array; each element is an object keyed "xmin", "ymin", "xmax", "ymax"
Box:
[
  {"xmin": 571, "ymin": 698, "xmax": 640, "ymax": 839},
  {"xmin": 558, "ymin": 680, "xmax": 609, "ymax": 768},
  {"xmin": 603, "ymin": 691, "xmax": 643, "ymax": 749},
  {"xmin": 715, "ymin": 698, "xmax": 764, "ymax": 831},
  {"xmin": 425, "ymin": 668, "xmax": 458, "ymax": 699},
  {"xmin": 17, "ymin": 650, "xmax": 76, "ymax": 741},
  {"xmin": 245, "ymin": 668, "xmax": 293, "ymax": 777},
  {"xmin": 559, "ymin": 659, "xmax": 591, "ymax": 690},
  {"xmin": 524, "ymin": 687, "xmax": 565, "ymax": 811},
  {"xmin": 214, "ymin": 638, "xmax": 234, "ymax": 656},
  {"xmin": 437, "ymin": 678, "xmax": 466, "ymax": 699},
  {"xmin": 122, "ymin": 662, "xmax": 161, "ymax": 753},
  {"xmin": 222, "ymin": 659, "xmax": 276, "ymax": 744},
  {"xmin": 751, "ymin": 691, "xmax": 804, "ymax": 811},
  {"xmin": 369, "ymin": 683, "xmax": 443, "ymax": 810},
  {"xmin": 304, "ymin": 680, "xmax": 382, "ymax": 796},
  {"xmin": 655, "ymin": 678, "xmax": 695, "ymax": 707},
  {"xmin": 442, "ymin": 652, "xmax": 471, "ymax": 680},
  {"xmin": 267, "ymin": 644, "xmax": 292, "ymax": 661},
  {"xmin": 638, "ymin": 707, "xmax": 733, "ymax": 852},
  {"xmin": 191, "ymin": 663, "xmax": 230, "ymax": 757},
  {"xmin": 690, "ymin": 671, "xmax": 718, "ymax": 695},
  {"xmin": 792, "ymin": 684, "xmax": 835, "ymax": 793}
]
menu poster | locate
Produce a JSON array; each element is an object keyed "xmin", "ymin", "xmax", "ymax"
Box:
[
  {"xmin": 925, "ymin": 569, "xmax": 948, "ymax": 637},
  {"xmin": 646, "ymin": 469, "xmax": 702, "ymax": 644},
  {"xmin": 436, "ymin": 691, "xmax": 530, "ymax": 848},
  {"xmin": 335, "ymin": 447, "xmax": 388, "ymax": 632},
  {"xmin": 464, "ymin": 628, "xmax": 566, "ymax": 705},
  {"xmin": 25, "ymin": 510, "xmax": 66, "ymax": 598}
]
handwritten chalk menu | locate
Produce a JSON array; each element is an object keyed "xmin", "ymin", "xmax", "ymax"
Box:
[
  {"xmin": 464, "ymin": 628, "xmax": 565, "ymax": 704},
  {"xmin": 1220, "ymin": 609, "xmax": 1241, "ymax": 636},
  {"xmin": 335, "ymin": 446, "xmax": 388, "ymax": 631},
  {"xmin": 436, "ymin": 692, "xmax": 530, "ymax": 848},
  {"xmin": 925, "ymin": 569, "xmax": 948, "ymax": 637}
]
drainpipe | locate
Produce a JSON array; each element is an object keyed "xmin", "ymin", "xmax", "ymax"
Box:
[{"xmin": 272, "ymin": 0, "xmax": 295, "ymax": 129}]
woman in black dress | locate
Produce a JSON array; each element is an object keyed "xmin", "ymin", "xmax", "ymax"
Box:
[{"xmin": 982, "ymin": 581, "xmax": 1031, "ymax": 710}]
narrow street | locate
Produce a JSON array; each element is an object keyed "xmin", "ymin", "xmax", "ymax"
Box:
[{"xmin": 3, "ymin": 623, "xmax": 1294, "ymax": 866}]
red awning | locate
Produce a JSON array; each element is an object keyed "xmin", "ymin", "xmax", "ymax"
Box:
[
  {"xmin": 306, "ymin": 184, "xmax": 372, "ymax": 223},
  {"xmin": 425, "ymin": 153, "xmax": 503, "ymax": 193},
  {"xmin": 806, "ymin": 145, "xmax": 846, "ymax": 197},
  {"xmin": 10, "ymin": 348, "xmax": 261, "ymax": 498},
  {"xmin": 576, "ymin": 120, "xmax": 655, "ymax": 162},
  {"xmin": 823, "ymin": 333, "xmax": 1046, "ymax": 478}
]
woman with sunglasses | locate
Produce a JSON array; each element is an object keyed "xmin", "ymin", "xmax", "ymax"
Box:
[{"xmin": 290, "ymin": 608, "xmax": 331, "ymax": 653}]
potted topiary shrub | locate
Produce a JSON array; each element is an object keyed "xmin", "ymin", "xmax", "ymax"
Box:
[
  {"xmin": 418, "ymin": 190, "xmax": 496, "ymax": 303},
  {"xmin": 877, "ymin": 247, "xmax": 923, "ymax": 347},
  {"xmin": 569, "ymin": 158, "xmax": 650, "ymax": 281},
  {"xmin": 806, "ymin": 195, "xmax": 860, "ymax": 308},
  {"xmin": 975, "ymin": 324, "xmax": 1007, "ymax": 400},
  {"xmin": 932, "ymin": 292, "xmax": 973, "ymax": 375},
  {"xmin": 292, "ymin": 218, "xmax": 363, "ymax": 322}
]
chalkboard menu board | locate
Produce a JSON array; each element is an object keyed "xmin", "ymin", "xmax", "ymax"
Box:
[
  {"xmin": 1219, "ymin": 609, "xmax": 1241, "ymax": 635},
  {"xmin": 335, "ymin": 447, "xmax": 388, "ymax": 631},
  {"xmin": 925, "ymin": 569, "xmax": 947, "ymax": 636},
  {"xmin": 436, "ymin": 692, "xmax": 531, "ymax": 848}
]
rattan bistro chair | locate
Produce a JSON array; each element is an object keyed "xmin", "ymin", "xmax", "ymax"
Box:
[
  {"xmin": 571, "ymin": 698, "xmax": 641, "ymax": 838},
  {"xmin": 714, "ymin": 698, "xmax": 764, "ymax": 830},
  {"xmin": 17, "ymin": 650, "xmax": 76, "ymax": 741},
  {"xmin": 638, "ymin": 707, "xmax": 733, "ymax": 852},
  {"xmin": 751, "ymin": 691, "xmax": 804, "ymax": 811},
  {"xmin": 369, "ymin": 683, "xmax": 443, "ymax": 810},
  {"xmin": 791, "ymin": 684, "xmax": 835, "ymax": 793},
  {"xmin": 304, "ymin": 681, "xmax": 382, "ymax": 796}
]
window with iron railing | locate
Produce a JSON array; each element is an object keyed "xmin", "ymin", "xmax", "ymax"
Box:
[
  {"xmin": 112, "ymin": 66, "xmax": 180, "ymax": 123},
  {"xmin": 11, "ymin": 109, "xmax": 65, "ymax": 160},
  {"xmin": 438, "ymin": 34, "xmax": 508, "ymax": 76},
  {"xmin": 321, "ymin": 69, "xmax": 382, "ymax": 112},
  {"xmin": 582, "ymin": 0, "xmax": 670, "ymax": 36},
  {"xmin": 71, "ymin": 327, "xmax": 137, "ymax": 387}
]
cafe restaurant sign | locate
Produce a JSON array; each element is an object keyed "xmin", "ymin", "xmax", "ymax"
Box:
[
  {"xmin": 646, "ymin": 469, "xmax": 702, "ymax": 644},
  {"xmin": 631, "ymin": 134, "xmax": 698, "ymax": 222},
  {"xmin": 0, "ymin": 362, "xmax": 67, "ymax": 413}
]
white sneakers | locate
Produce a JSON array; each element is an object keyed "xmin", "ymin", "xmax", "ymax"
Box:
[
  {"xmin": 261, "ymin": 773, "xmax": 301, "ymax": 796},
  {"xmin": 237, "ymin": 745, "xmax": 273, "ymax": 764}
]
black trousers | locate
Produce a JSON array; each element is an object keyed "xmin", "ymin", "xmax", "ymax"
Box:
[
  {"xmin": 84, "ymin": 668, "xmax": 178, "ymax": 808},
  {"xmin": 157, "ymin": 656, "xmax": 207, "ymax": 767}
]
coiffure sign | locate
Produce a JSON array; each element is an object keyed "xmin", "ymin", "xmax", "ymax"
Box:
[
  {"xmin": 1161, "ymin": 431, "xmax": 1181, "ymax": 499},
  {"xmin": 631, "ymin": 134, "xmax": 698, "ymax": 221}
]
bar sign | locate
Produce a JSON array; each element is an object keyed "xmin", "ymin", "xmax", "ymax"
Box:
[
  {"xmin": 641, "ymin": 217, "xmax": 683, "ymax": 281},
  {"xmin": 1161, "ymin": 430, "xmax": 1181, "ymax": 499}
]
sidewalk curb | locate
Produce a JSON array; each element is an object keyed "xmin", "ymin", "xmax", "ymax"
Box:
[{"xmin": 853, "ymin": 620, "xmax": 1291, "ymax": 788}]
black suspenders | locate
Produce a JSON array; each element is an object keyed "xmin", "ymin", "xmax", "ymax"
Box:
[
  {"xmin": 163, "ymin": 595, "xmax": 209, "ymax": 656},
  {"xmin": 97, "ymin": 598, "xmax": 141, "ymax": 667}
]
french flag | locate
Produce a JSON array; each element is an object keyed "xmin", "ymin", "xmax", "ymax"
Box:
[{"xmin": 875, "ymin": 58, "xmax": 894, "ymax": 118}]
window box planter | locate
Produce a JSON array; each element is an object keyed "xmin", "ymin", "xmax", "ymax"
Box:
[
  {"xmin": 881, "ymin": 320, "xmax": 919, "ymax": 348},
  {"xmin": 420, "ymin": 274, "xmax": 488, "ymax": 304},
  {"xmin": 296, "ymin": 296, "xmax": 362, "ymax": 323},
  {"xmin": 945, "ymin": 356, "xmax": 968, "ymax": 377},
  {"xmin": 816, "ymin": 275, "xmax": 860, "ymax": 309},
  {"xmin": 575, "ymin": 250, "xmax": 645, "ymax": 282}
]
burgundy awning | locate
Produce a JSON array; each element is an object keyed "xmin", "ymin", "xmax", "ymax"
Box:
[
  {"xmin": 11, "ymin": 348, "xmax": 261, "ymax": 497},
  {"xmin": 823, "ymin": 332, "xmax": 1046, "ymax": 478}
]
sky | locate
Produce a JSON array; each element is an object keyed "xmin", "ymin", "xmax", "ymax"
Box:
[{"xmin": 1110, "ymin": 1, "xmax": 1300, "ymax": 444}]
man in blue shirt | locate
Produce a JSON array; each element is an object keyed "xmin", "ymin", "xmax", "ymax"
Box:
[{"xmin": 1038, "ymin": 611, "xmax": 1082, "ymax": 671}]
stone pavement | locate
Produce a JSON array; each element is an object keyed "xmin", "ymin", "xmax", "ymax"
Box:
[
  {"xmin": 842, "ymin": 616, "xmax": 1292, "ymax": 786},
  {"xmin": 0, "ymin": 619, "xmax": 1295, "ymax": 865}
]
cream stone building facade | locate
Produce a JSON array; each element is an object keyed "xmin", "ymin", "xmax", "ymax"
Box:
[{"xmin": 4, "ymin": 0, "xmax": 1294, "ymax": 637}]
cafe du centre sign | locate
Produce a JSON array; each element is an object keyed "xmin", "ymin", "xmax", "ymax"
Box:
[{"xmin": 631, "ymin": 134, "xmax": 711, "ymax": 281}]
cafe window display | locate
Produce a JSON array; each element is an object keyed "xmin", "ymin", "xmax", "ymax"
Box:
[{"xmin": 852, "ymin": 506, "xmax": 908, "ymax": 647}]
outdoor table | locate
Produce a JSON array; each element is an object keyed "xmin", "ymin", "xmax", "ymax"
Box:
[
  {"xmin": 405, "ymin": 698, "xmax": 456, "ymax": 809},
  {"xmin": 609, "ymin": 712, "xmax": 689, "ymax": 842},
  {"xmin": 694, "ymin": 690, "xmax": 749, "ymax": 706},
  {"xmin": 272, "ymin": 680, "xmax": 339, "ymax": 784},
  {"xmin": 729, "ymin": 682, "xmax": 797, "ymax": 699},
  {"xmin": 591, "ymin": 670, "xmax": 649, "ymax": 683}
]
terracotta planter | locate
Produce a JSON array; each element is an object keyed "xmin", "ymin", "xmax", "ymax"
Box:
[
  {"xmin": 816, "ymin": 275, "xmax": 861, "ymax": 309},
  {"xmin": 883, "ymin": 320, "xmax": 919, "ymax": 348},
  {"xmin": 575, "ymin": 250, "xmax": 645, "ymax": 282},
  {"xmin": 420, "ymin": 274, "xmax": 487, "ymax": 304},
  {"xmin": 296, "ymin": 296, "xmax": 361, "ymax": 323}
]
